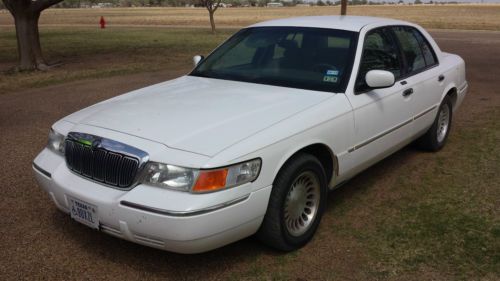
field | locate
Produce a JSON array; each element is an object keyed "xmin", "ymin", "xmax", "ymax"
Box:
[
  {"xmin": 0, "ymin": 27, "xmax": 232, "ymax": 92},
  {"xmin": 1, "ymin": 5, "xmax": 500, "ymax": 30},
  {"xmin": 2, "ymin": 5, "xmax": 500, "ymax": 92},
  {"xmin": 0, "ymin": 5, "xmax": 499, "ymax": 281}
]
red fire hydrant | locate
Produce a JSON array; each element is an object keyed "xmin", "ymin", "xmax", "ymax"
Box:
[{"xmin": 100, "ymin": 16, "xmax": 106, "ymax": 29}]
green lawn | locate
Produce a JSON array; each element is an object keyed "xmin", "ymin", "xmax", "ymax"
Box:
[
  {"xmin": 347, "ymin": 107, "xmax": 500, "ymax": 278},
  {"xmin": 0, "ymin": 27, "xmax": 234, "ymax": 93}
]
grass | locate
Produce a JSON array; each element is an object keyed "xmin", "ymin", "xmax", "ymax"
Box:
[
  {"xmin": 0, "ymin": 27, "xmax": 234, "ymax": 92},
  {"xmin": 327, "ymin": 107, "xmax": 500, "ymax": 279},
  {"xmin": 1, "ymin": 5, "xmax": 500, "ymax": 92},
  {"xmin": 0, "ymin": 7, "xmax": 499, "ymax": 279},
  {"xmin": 221, "ymin": 107, "xmax": 500, "ymax": 280}
]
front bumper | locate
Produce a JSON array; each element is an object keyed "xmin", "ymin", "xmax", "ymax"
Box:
[{"xmin": 33, "ymin": 148, "xmax": 271, "ymax": 254}]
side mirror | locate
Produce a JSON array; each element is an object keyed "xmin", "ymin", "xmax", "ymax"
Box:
[
  {"xmin": 365, "ymin": 70, "xmax": 395, "ymax": 89},
  {"xmin": 193, "ymin": 55, "xmax": 204, "ymax": 67}
]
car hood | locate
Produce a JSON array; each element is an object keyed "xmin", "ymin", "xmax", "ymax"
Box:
[{"xmin": 64, "ymin": 76, "xmax": 332, "ymax": 157}]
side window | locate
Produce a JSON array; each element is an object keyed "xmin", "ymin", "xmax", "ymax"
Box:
[
  {"xmin": 355, "ymin": 28, "xmax": 402, "ymax": 92},
  {"xmin": 392, "ymin": 26, "xmax": 426, "ymax": 74},
  {"xmin": 410, "ymin": 28, "xmax": 438, "ymax": 67}
]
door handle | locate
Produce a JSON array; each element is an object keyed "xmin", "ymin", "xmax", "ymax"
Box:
[
  {"xmin": 438, "ymin": 75, "xmax": 445, "ymax": 82},
  {"xmin": 402, "ymin": 88, "xmax": 414, "ymax": 97}
]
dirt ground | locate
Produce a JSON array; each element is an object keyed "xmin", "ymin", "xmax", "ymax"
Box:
[{"xmin": 0, "ymin": 30, "xmax": 499, "ymax": 280}]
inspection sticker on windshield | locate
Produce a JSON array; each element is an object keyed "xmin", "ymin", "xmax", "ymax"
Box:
[
  {"xmin": 326, "ymin": 70, "xmax": 339, "ymax": 76},
  {"xmin": 323, "ymin": 76, "xmax": 338, "ymax": 83}
]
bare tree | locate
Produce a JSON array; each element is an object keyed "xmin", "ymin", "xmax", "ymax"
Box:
[
  {"xmin": 2, "ymin": 0, "xmax": 63, "ymax": 71},
  {"xmin": 340, "ymin": 0, "xmax": 347, "ymax": 15},
  {"xmin": 200, "ymin": 0, "xmax": 222, "ymax": 33}
]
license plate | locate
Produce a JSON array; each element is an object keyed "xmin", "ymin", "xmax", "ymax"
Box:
[{"xmin": 68, "ymin": 196, "xmax": 99, "ymax": 229}]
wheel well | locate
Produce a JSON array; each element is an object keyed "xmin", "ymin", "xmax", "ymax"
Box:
[
  {"xmin": 289, "ymin": 144, "xmax": 337, "ymax": 185},
  {"xmin": 446, "ymin": 87, "xmax": 458, "ymax": 110}
]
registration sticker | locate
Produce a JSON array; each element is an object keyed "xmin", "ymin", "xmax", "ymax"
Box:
[
  {"xmin": 68, "ymin": 196, "xmax": 99, "ymax": 229},
  {"xmin": 326, "ymin": 70, "xmax": 339, "ymax": 76}
]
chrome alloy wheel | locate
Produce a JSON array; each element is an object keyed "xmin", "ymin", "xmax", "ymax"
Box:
[
  {"xmin": 437, "ymin": 105, "xmax": 450, "ymax": 143},
  {"xmin": 284, "ymin": 171, "xmax": 321, "ymax": 237}
]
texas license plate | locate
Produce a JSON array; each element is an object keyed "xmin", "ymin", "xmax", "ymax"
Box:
[{"xmin": 68, "ymin": 196, "xmax": 99, "ymax": 229}]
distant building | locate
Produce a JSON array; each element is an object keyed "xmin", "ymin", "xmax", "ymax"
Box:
[
  {"xmin": 267, "ymin": 2, "xmax": 284, "ymax": 7},
  {"xmin": 212, "ymin": 3, "xmax": 228, "ymax": 8},
  {"xmin": 91, "ymin": 3, "xmax": 114, "ymax": 8}
]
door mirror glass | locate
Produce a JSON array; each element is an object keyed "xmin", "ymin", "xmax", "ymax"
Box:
[
  {"xmin": 365, "ymin": 70, "xmax": 395, "ymax": 89},
  {"xmin": 193, "ymin": 55, "xmax": 204, "ymax": 67}
]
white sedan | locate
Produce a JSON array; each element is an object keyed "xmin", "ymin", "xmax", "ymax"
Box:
[{"xmin": 33, "ymin": 16, "xmax": 468, "ymax": 253}]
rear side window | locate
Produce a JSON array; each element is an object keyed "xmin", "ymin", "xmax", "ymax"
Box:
[
  {"xmin": 410, "ymin": 28, "xmax": 438, "ymax": 67},
  {"xmin": 392, "ymin": 26, "xmax": 426, "ymax": 74},
  {"xmin": 355, "ymin": 27, "xmax": 402, "ymax": 92}
]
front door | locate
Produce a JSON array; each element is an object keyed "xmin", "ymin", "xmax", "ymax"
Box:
[{"xmin": 345, "ymin": 27, "xmax": 414, "ymax": 173}]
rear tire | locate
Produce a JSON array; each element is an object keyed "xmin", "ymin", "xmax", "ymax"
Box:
[
  {"xmin": 257, "ymin": 153, "xmax": 327, "ymax": 251},
  {"xmin": 417, "ymin": 96, "xmax": 453, "ymax": 152}
]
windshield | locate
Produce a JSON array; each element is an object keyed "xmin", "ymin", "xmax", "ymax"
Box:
[{"xmin": 190, "ymin": 27, "xmax": 358, "ymax": 93}]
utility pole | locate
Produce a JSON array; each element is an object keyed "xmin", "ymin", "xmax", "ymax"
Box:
[{"xmin": 341, "ymin": 0, "xmax": 347, "ymax": 15}]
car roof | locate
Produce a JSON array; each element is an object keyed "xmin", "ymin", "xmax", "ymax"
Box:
[{"xmin": 249, "ymin": 16, "xmax": 409, "ymax": 32}]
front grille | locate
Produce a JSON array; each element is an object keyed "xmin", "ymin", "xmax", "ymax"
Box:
[{"xmin": 64, "ymin": 139, "xmax": 140, "ymax": 188}]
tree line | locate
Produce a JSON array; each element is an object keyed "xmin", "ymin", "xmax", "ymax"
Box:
[
  {"xmin": 0, "ymin": 0, "xmax": 463, "ymax": 9},
  {"xmin": 50, "ymin": 0, "xmax": 324, "ymax": 8}
]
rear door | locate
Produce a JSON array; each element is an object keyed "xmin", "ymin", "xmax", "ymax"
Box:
[{"xmin": 390, "ymin": 26, "xmax": 444, "ymax": 135}]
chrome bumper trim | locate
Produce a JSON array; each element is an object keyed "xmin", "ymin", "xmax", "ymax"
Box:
[
  {"xmin": 120, "ymin": 194, "xmax": 250, "ymax": 217},
  {"xmin": 33, "ymin": 163, "xmax": 51, "ymax": 178}
]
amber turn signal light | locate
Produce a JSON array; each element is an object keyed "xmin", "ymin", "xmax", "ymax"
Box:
[{"xmin": 192, "ymin": 169, "xmax": 229, "ymax": 192}]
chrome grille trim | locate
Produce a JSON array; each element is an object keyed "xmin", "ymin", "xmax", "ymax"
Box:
[{"xmin": 65, "ymin": 132, "xmax": 149, "ymax": 189}]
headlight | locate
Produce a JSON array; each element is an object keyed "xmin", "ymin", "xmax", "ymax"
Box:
[
  {"xmin": 47, "ymin": 129, "xmax": 65, "ymax": 155},
  {"xmin": 142, "ymin": 163, "xmax": 199, "ymax": 192},
  {"xmin": 141, "ymin": 158, "xmax": 261, "ymax": 193}
]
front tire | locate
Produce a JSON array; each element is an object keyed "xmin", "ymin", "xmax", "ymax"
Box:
[
  {"xmin": 257, "ymin": 153, "xmax": 327, "ymax": 251},
  {"xmin": 417, "ymin": 96, "xmax": 453, "ymax": 151}
]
